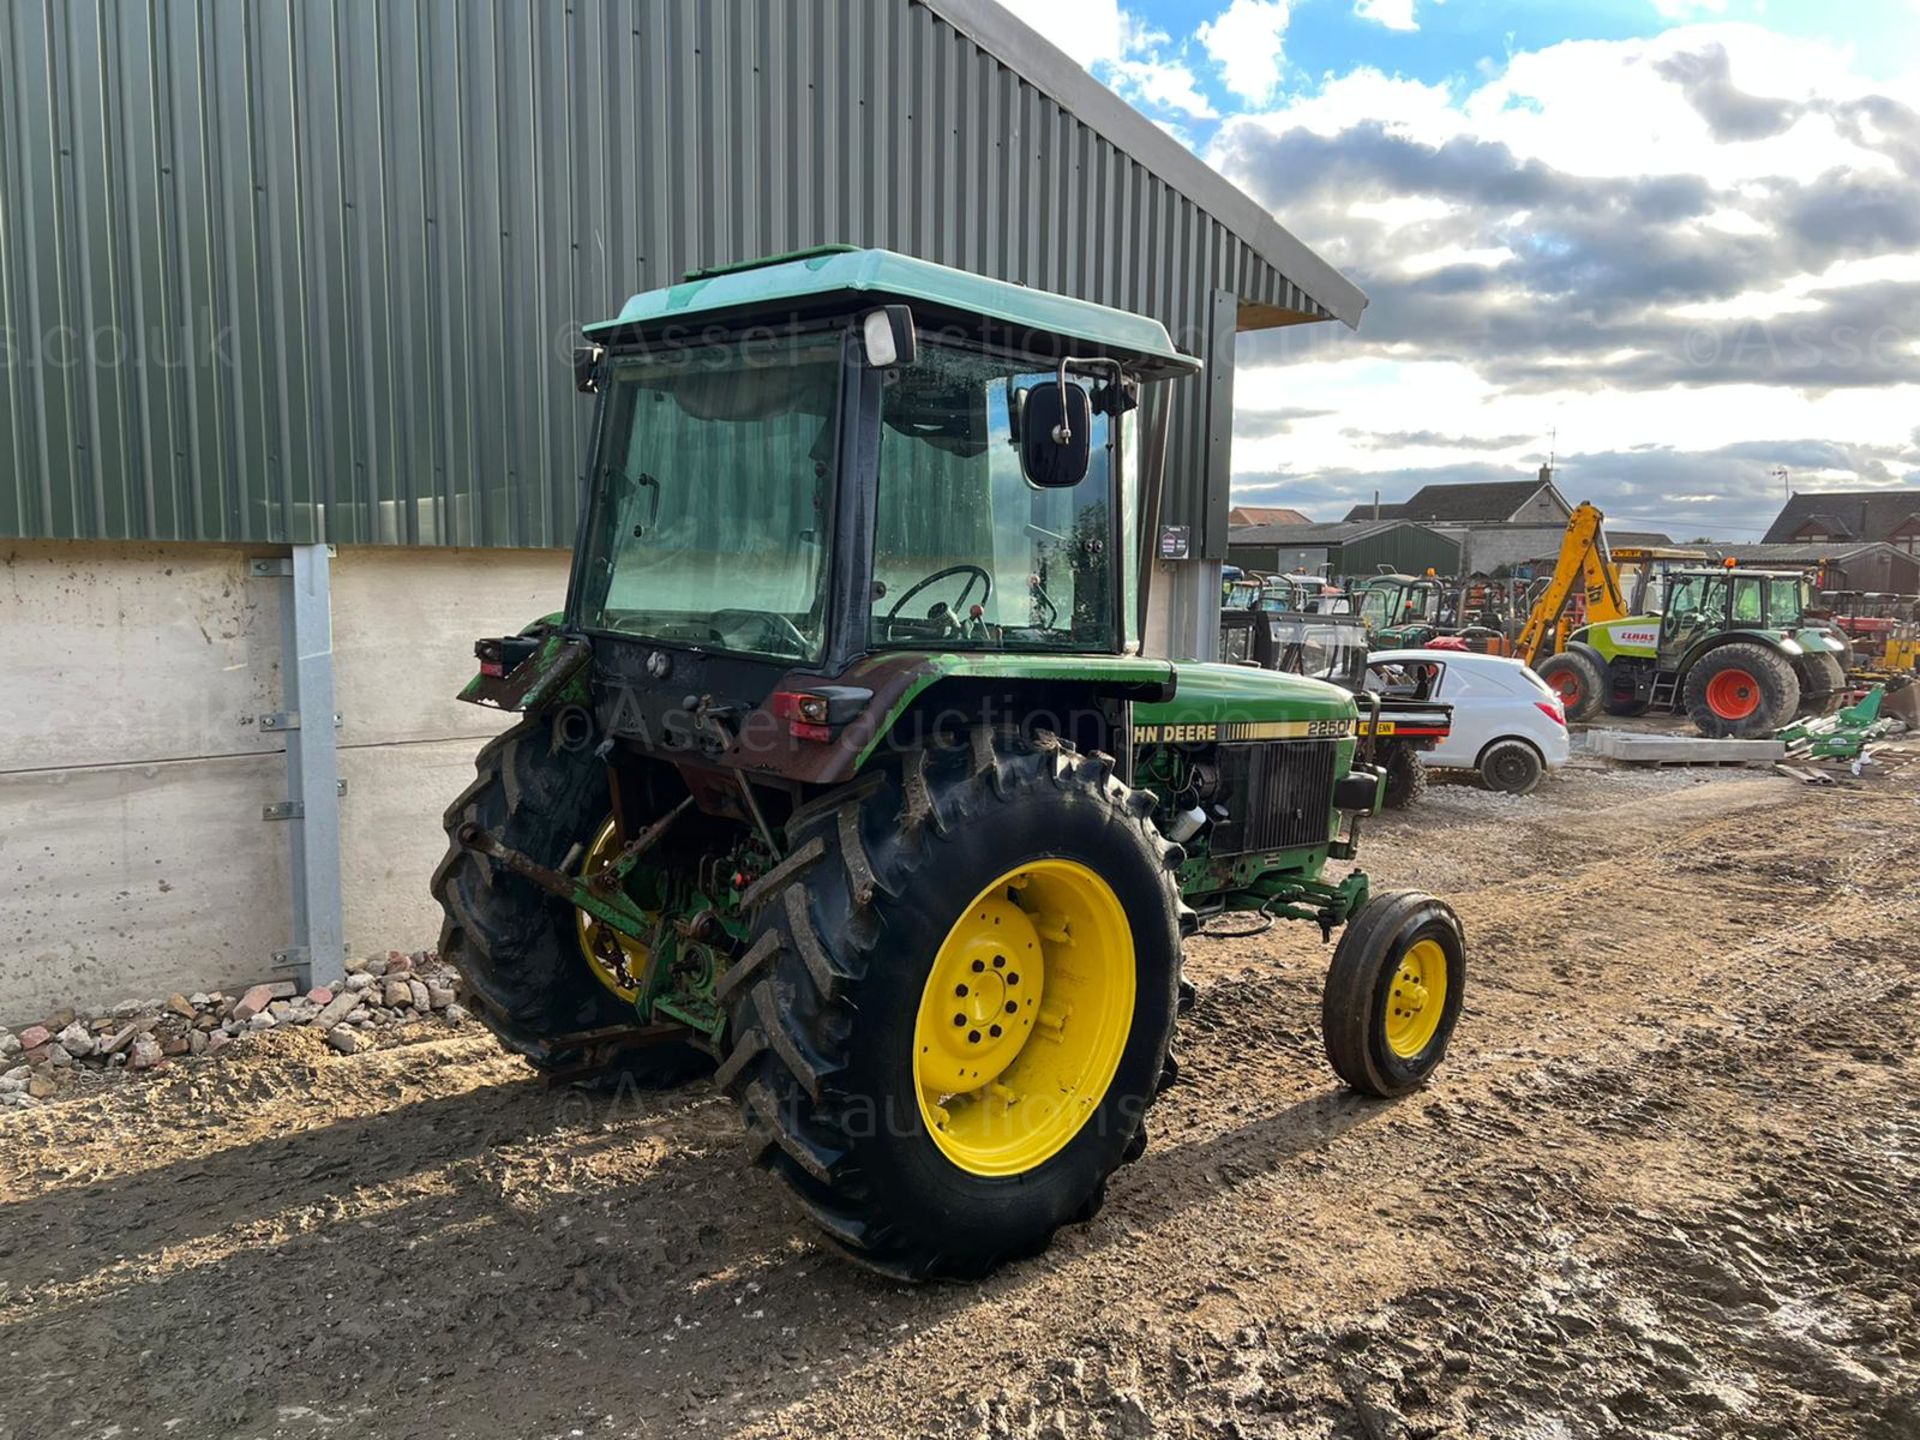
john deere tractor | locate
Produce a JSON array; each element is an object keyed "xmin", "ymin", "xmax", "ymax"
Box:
[
  {"xmin": 431, "ymin": 248, "xmax": 1465, "ymax": 1279},
  {"xmin": 1538, "ymin": 565, "xmax": 1851, "ymax": 736}
]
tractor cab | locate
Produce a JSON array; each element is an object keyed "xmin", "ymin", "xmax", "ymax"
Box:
[
  {"xmin": 1655, "ymin": 568, "xmax": 1809, "ymax": 667},
  {"xmin": 1353, "ymin": 573, "xmax": 1451, "ymax": 647}
]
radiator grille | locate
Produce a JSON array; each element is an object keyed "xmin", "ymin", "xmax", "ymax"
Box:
[{"xmin": 1209, "ymin": 742, "xmax": 1340, "ymax": 857}]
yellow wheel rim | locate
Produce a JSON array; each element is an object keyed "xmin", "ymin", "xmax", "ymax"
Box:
[
  {"xmin": 575, "ymin": 817, "xmax": 654, "ymax": 1002},
  {"xmin": 1385, "ymin": 937, "xmax": 1448, "ymax": 1058},
  {"xmin": 912, "ymin": 859, "xmax": 1135, "ymax": 1177}
]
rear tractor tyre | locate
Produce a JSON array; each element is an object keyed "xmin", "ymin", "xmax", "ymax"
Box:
[
  {"xmin": 430, "ymin": 714, "xmax": 710, "ymax": 1086},
  {"xmin": 1323, "ymin": 891, "xmax": 1466, "ymax": 1098},
  {"xmin": 1382, "ymin": 745, "xmax": 1429, "ymax": 810},
  {"xmin": 1797, "ymin": 652, "xmax": 1848, "ymax": 718},
  {"xmin": 1479, "ymin": 739, "xmax": 1545, "ymax": 796},
  {"xmin": 716, "ymin": 731, "xmax": 1183, "ymax": 1280},
  {"xmin": 1684, "ymin": 643, "xmax": 1800, "ymax": 738},
  {"xmin": 1536, "ymin": 651, "xmax": 1606, "ymax": 722}
]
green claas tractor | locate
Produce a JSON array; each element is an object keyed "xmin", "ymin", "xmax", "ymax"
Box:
[
  {"xmin": 1538, "ymin": 565, "xmax": 1851, "ymax": 736},
  {"xmin": 431, "ymin": 248, "xmax": 1465, "ymax": 1279}
]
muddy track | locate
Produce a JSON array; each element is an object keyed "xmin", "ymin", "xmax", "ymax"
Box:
[{"xmin": 1, "ymin": 764, "xmax": 1915, "ymax": 1439}]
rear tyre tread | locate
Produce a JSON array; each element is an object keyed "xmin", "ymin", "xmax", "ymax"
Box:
[
  {"xmin": 430, "ymin": 714, "xmax": 710, "ymax": 1085},
  {"xmin": 1684, "ymin": 642, "xmax": 1800, "ymax": 738},
  {"xmin": 716, "ymin": 732, "xmax": 1182, "ymax": 1280}
]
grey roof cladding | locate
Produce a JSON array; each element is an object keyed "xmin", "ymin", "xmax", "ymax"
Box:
[
  {"xmin": 1763, "ymin": 489, "xmax": 1920, "ymax": 543},
  {"xmin": 927, "ymin": 0, "xmax": 1367, "ymax": 329},
  {"xmin": 1704, "ymin": 540, "xmax": 1907, "ymax": 562},
  {"xmin": 1228, "ymin": 518, "xmax": 1437, "ymax": 545},
  {"xmin": 1343, "ymin": 502, "xmax": 1411, "ymax": 521}
]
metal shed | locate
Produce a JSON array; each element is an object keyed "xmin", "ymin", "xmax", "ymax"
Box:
[
  {"xmin": 0, "ymin": 0, "xmax": 1361, "ymax": 1014},
  {"xmin": 1228, "ymin": 520, "xmax": 1461, "ymax": 580},
  {"xmin": 0, "ymin": 0, "xmax": 1358, "ymax": 565}
]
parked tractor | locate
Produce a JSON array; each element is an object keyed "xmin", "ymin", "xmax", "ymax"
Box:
[
  {"xmin": 1538, "ymin": 564, "xmax": 1851, "ymax": 736},
  {"xmin": 1218, "ymin": 606, "xmax": 1453, "ymax": 809},
  {"xmin": 431, "ymin": 249, "xmax": 1466, "ymax": 1280}
]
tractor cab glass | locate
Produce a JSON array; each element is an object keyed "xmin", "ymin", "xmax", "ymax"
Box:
[
  {"xmin": 1270, "ymin": 616, "xmax": 1367, "ymax": 689},
  {"xmin": 1768, "ymin": 575, "xmax": 1806, "ymax": 627},
  {"xmin": 872, "ymin": 343, "xmax": 1115, "ymax": 651},
  {"xmin": 1659, "ymin": 572, "xmax": 1732, "ymax": 662},
  {"xmin": 575, "ymin": 332, "xmax": 842, "ymax": 662}
]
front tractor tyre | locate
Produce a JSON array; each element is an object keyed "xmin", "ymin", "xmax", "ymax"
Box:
[
  {"xmin": 716, "ymin": 731, "xmax": 1183, "ymax": 1280},
  {"xmin": 430, "ymin": 714, "xmax": 709, "ymax": 1085},
  {"xmin": 1536, "ymin": 651, "xmax": 1606, "ymax": 722},
  {"xmin": 1684, "ymin": 643, "xmax": 1800, "ymax": 738},
  {"xmin": 1322, "ymin": 892, "xmax": 1466, "ymax": 1098}
]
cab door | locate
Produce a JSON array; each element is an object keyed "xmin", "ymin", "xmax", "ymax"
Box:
[{"xmin": 1658, "ymin": 574, "xmax": 1731, "ymax": 668}]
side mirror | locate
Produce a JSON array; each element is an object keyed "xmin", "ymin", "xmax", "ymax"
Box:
[
  {"xmin": 574, "ymin": 344, "xmax": 604, "ymax": 394},
  {"xmin": 1018, "ymin": 381, "xmax": 1091, "ymax": 488},
  {"xmin": 859, "ymin": 305, "xmax": 918, "ymax": 368}
]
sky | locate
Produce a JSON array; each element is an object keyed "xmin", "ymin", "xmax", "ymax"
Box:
[{"xmin": 997, "ymin": 0, "xmax": 1920, "ymax": 540}]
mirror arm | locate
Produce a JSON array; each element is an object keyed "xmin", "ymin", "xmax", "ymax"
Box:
[{"xmin": 1050, "ymin": 356, "xmax": 1123, "ymax": 445}]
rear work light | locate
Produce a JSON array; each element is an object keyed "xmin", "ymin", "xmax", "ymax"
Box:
[
  {"xmin": 1536, "ymin": 701, "xmax": 1567, "ymax": 728},
  {"xmin": 771, "ymin": 691, "xmax": 833, "ymax": 743}
]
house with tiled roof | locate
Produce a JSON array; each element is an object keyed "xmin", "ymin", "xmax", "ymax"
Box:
[
  {"xmin": 1341, "ymin": 469, "xmax": 1578, "ymax": 573},
  {"xmin": 1762, "ymin": 489, "xmax": 1920, "ymax": 555},
  {"xmin": 1227, "ymin": 504, "xmax": 1313, "ymax": 527}
]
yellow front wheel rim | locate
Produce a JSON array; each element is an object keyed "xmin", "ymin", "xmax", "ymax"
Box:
[
  {"xmin": 913, "ymin": 859, "xmax": 1135, "ymax": 1177},
  {"xmin": 575, "ymin": 818, "xmax": 654, "ymax": 1002},
  {"xmin": 1384, "ymin": 938, "xmax": 1448, "ymax": 1058}
]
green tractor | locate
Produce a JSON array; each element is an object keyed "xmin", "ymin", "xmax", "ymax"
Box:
[
  {"xmin": 431, "ymin": 248, "xmax": 1465, "ymax": 1279},
  {"xmin": 1537, "ymin": 565, "xmax": 1851, "ymax": 736}
]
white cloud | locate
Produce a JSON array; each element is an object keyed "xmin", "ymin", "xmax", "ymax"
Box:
[
  {"xmin": 1197, "ymin": 0, "xmax": 1292, "ymax": 106},
  {"xmin": 993, "ymin": 0, "xmax": 1132, "ymax": 68},
  {"xmin": 1354, "ymin": 0, "xmax": 1419, "ymax": 32},
  {"xmin": 1109, "ymin": 57, "xmax": 1219, "ymax": 118}
]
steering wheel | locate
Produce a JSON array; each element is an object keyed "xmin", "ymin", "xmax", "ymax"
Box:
[
  {"xmin": 884, "ymin": 564, "xmax": 993, "ymax": 624},
  {"xmin": 709, "ymin": 609, "xmax": 810, "ymax": 658}
]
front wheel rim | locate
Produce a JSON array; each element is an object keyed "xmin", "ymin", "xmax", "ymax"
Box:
[
  {"xmin": 1385, "ymin": 938, "xmax": 1449, "ymax": 1058},
  {"xmin": 913, "ymin": 859, "xmax": 1135, "ymax": 1177}
]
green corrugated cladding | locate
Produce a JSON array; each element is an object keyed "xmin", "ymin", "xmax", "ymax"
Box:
[
  {"xmin": 0, "ymin": 0, "xmax": 1336, "ymax": 552},
  {"xmin": 1336, "ymin": 527, "xmax": 1462, "ymax": 579},
  {"xmin": 1228, "ymin": 527, "xmax": 1462, "ymax": 580}
]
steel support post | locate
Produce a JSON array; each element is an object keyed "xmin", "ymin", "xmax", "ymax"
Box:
[{"xmin": 252, "ymin": 545, "xmax": 347, "ymax": 989}]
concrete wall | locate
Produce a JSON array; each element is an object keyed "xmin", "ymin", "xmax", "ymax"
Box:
[
  {"xmin": 1456, "ymin": 526, "xmax": 1578, "ymax": 576},
  {"xmin": 1509, "ymin": 487, "xmax": 1572, "ymax": 525},
  {"xmin": 0, "ymin": 541, "xmax": 569, "ymax": 1021}
]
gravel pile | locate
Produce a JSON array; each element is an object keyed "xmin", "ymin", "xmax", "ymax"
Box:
[{"xmin": 0, "ymin": 950, "xmax": 468, "ymax": 1108}]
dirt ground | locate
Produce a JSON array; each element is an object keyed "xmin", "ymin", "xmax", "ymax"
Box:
[{"xmin": 4, "ymin": 748, "xmax": 1917, "ymax": 1440}]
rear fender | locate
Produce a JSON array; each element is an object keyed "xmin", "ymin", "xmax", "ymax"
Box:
[{"xmin": 457, "ymin": 615, "xmax": 592, "ymax": 712}]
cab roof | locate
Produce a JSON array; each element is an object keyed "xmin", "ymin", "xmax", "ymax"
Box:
[{"xmin": 585, "ymin": 245, "xmax": 1202, "ymax": 378}]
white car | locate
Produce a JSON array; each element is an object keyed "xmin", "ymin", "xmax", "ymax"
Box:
[{"xmin": 1366, "ymin": 649, "xmax": 1571, "ymax": 795}]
